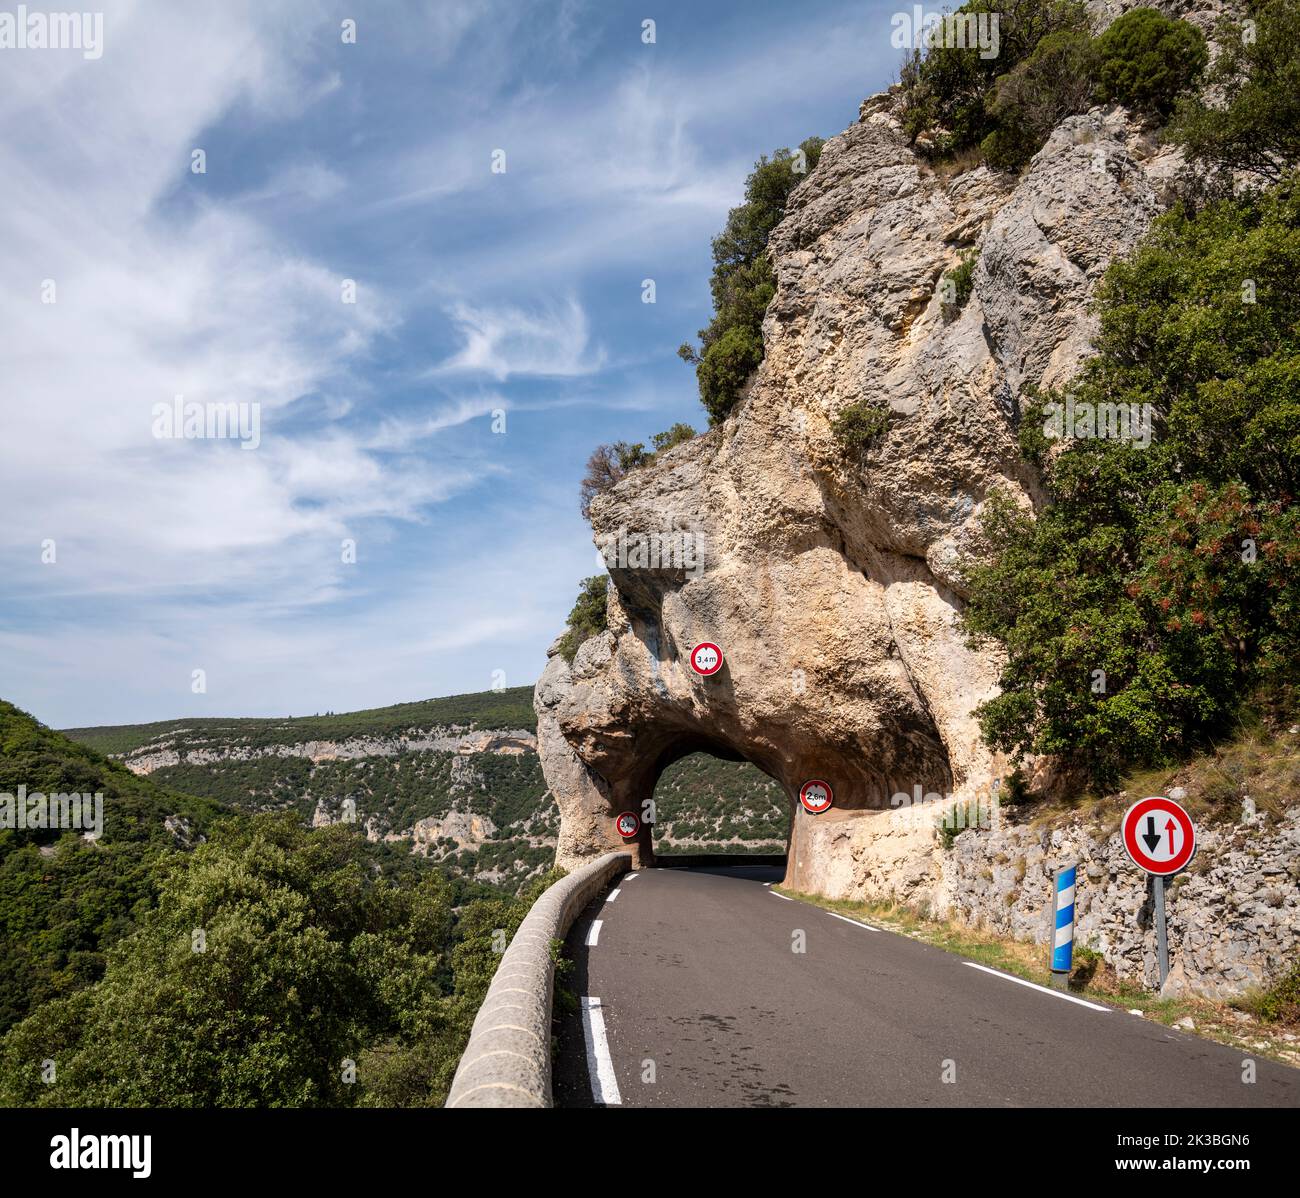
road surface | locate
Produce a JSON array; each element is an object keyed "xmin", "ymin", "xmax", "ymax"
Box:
[{"xmin": 553, "ymin": 864, "xmax": 1300, "ymax": 1108}]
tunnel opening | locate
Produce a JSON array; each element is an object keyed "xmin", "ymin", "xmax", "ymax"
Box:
[{"xmin": 647, "ymin": 746, "xmax": 790, "ymax": 869}]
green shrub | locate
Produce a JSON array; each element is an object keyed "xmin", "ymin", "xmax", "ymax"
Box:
[
  {"xmin": 1170, "ymin": 0, "xmax": 1300, "ymax": 184},
  {"xmin": 832, "ymin": 401, "xmax": 891, "ymax": 451},
  {"xmin": 1254, "ymin": 960, "xmax": 1300, "ymax": 1025},
  {"xmin": 981, "ymin": 29, "xmax": 1099, "ymax": 170},
  {"xmin": 941, "ymin": 249, "xmax": 979, "ymax": 313},
  {"xmin": 680, "ymin": 138, "xmax": 824, "ymax": 425},
  {"xmin": 899, "ymin": 0, "xmax": 1090, "ymax": 157},
  {"xmin": 557, "ymin": 575, "xmax": 609, "ymax": 663},
  {"xmin": 651, "ymin": 422, "xmax": 697, "ymax": 454},
  {"xmin": 963, "ymin": 174, "xmax": 1300, "ymax": 791},
  {"xmin": 1093, "ymin": 7, "xmax": 1207, "ymax": 117}
]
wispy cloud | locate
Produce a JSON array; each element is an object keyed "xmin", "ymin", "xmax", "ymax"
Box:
[{"xmin": 435, "ymin": 297, "xmax": 605, "ymax": 380}]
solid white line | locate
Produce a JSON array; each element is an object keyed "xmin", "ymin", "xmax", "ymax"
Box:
[
  {"xmin": 580, "ymin": 997, "xmax": 622, "ymax": 1105},
  {"xmin": 963, "ymin": 962, "xmax": 1111, "ymax": 1012},
  {"xmin": 770, "ymin": 890, "xmax": 793, "ymax": 901},
  {"xmin": 605, "ymin": 888, "xmax": 620, "ymax": 903},
  {"xmin": 827, "ymin": 911, "xmax": 878, "ymax": 931},
  {"xmin": 585, "ymin": 920, "xmax": 603, "ymax": 946}
]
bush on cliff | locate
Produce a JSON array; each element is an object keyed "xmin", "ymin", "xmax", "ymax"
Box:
[
  {"xmin": 679, "ymin": 138, "xmax": 824, "ymax": 425},
  {"xmin": 557, "ymin": 575, "xmax": 609, "ymax": 663},
  {"xmin": 1170, "ymin": 0, "xmax": 1300, "ymax": 185},
  {"xmin": 1092, "ymin": 7, "xmax": 1207, "ymax": 118},
  {"xmin": 964, "ymin": 173, "xmax": 1300, "ymax": 790},
  {"xmin": 900, "ymin": 1, "xmax": 1206, "ymax": 172},
  {"xmin": 899, "ymin": 0, "xmax": 1090, "ymax": 159}
]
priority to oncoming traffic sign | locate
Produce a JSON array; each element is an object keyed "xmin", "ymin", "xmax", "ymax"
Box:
[{"xmin": 1121, "ymin": 795, "xmax": 1196, "ymax": 876}]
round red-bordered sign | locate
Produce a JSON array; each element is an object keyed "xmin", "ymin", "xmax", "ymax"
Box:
[
  {"xmin": 614, "ymin": 811, "xmax": 640, "ymax": 838},
  {"xmin": 798, "ymin": 779, "xmax": 834, "ymax": 815},
  {"xmin": 1121, "ymin": 796, "xmax": 1196, "ymax": 876},
  {"xmin": 689, "ymin": 642, "xmax": 723, "ymax": 676}
]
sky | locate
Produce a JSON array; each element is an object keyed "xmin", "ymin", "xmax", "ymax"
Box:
[{"xmin": 0, "ymin": 0, "xmax": 905, "ymax": 728}]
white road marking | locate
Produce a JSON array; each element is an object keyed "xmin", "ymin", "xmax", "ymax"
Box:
[
  {"xmin": 585, "ymin": 920, "xmax": 603, "ymax": 946},
  {"xmin": 580, "ymin": 997, "xmax": 622, "ymax": 1105},
  {"xmin": 605, "ymin": 888, "xmax": 620, "ymax": 903},
  {"xmin": 770, "ymin": 890, "xmax": 794, "ymax": 901},
  {"xmin": 963, "ymin": 962, "xmax": 1111, "ymax": 1012},
  {"xmin": 622, "ymin": 873, "xmax": 640, "ymax": 880},
  {"xmin": 827, "ymin": 911, "xmax": 878, "ymax": 931}
]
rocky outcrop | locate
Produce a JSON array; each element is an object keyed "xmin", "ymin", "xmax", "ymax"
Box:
[
  {"xmin": 537, "ymin": 94, "xmax": 1188, "ymax": 885},
  {"xmin": 117, "ymin": 727, "xmax": 536, "ymax": 775}
]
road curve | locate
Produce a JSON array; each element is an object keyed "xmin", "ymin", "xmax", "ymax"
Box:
[{"xmin": 553, "ymin": 864, "xmax": 1300, "ymax": 1108}]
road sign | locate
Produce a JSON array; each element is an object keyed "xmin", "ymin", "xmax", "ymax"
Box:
[
  {"xmin": 614, "ymin": 811, "xmax": 640, "ymax": 838},
  {"xmin": 798, "ymin": 779, "xmax": 833, "ymax": 814},
  {"xmin": 1121, "ymin": 795, "xmax": 1196, "ymax": 876},
  {"xmin": 1121, "ymin": 795, "xmax": 1196, "ymax": 990},
  {"xmin": 689, "ymin": 642, "xmax": 723, "ymax": 676}
]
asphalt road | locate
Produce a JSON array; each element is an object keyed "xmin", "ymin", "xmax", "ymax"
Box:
[{"xmin": 553, "ymin": 864, "xmax": 1300, "ymax": 1108}]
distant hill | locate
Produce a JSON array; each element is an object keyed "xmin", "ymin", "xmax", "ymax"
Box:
[
  {"xmin": 63, "ymin": 686, "xmax": 539, "ymax": 757},
  {"xmin": 61, "ymin": 687, "xmax": 789, "ymax": 890}
]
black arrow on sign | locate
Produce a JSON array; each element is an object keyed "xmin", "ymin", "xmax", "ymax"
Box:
[{"xmin": 1142, "ymin": 816, "xmax": 1162, "ymax": 853}]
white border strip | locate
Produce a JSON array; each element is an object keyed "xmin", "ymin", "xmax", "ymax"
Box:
[
  {"xmin": 827, "ymin": 910, "xmax": 878, "ymax": 931},
  {"xmin": 963, "ymin": 962, "xmax": 1110, "ymax": 1011},
  {"xmin": 580, "ymin": 997, "xmax": 622, "ymax": 1105},
  {"xmin": 770, "ymin": 890, "xmax": 793, "ymax": 901},
  {"xmin": 585, "ymin": 920, "xmax": 603, "ymax": 946},
  {"xmin": 605, "ymin": 888, "xmax": 621, "ymax": 903}
]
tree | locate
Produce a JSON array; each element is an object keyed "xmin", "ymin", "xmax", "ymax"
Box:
[
  {"xmin": 964, "ymin": 174, "xmax": 1300, "ymax": 790},
  {"xmin": 900, "ymin": 0, "xmax": 1090, "ymax": 155},
  {"xmin": 1170, "ymin": 0, "xmax": 1300, "ymax": 183},
  {"xmin": 579, "ymin": 440, "xmax": 650, "ymax": 521},
  {"xmin": 1092, "ymin": 7, "xmax": 1207, "ymax": 118},
  {"xmin": 680, "ymin": 137, "xmax": 825, "ymax": 425},
  {"xmin": 981, "ymin": 29, "xmax": 1099, "ymax": 170},
  {"xmin": 557, "ymin": 575, "xmax": 609, "ymax": 663}
]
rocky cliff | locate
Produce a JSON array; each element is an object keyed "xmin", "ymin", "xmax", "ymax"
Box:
[
  {"xmin": 533, "ymin": 5, "xmax": 1300, "ymax": 999},
  {"xmin": 537, "ymin": 90, "xmax": 1188, "ymax": 877}
]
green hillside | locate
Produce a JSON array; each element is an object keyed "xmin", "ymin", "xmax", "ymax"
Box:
[
  {"xmin": 0, "ymin": 700, "xmax": 228, "ymax": 1034},
  {"xmin": 62, "ymin": 686, "xmax": 537, "ymax": 757}
]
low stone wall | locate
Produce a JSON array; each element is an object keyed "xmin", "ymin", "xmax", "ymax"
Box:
[
  {"xmin": 940, "ymin": 808, "xmax": 1300, "ymax": 999},
  {"xmin": 794, "ymin": 802, "xmax": 1300, "ymax": 1000},
  {"xmin": 445, "ymin": 850, "xmax": 630, "ymax": 1108}
]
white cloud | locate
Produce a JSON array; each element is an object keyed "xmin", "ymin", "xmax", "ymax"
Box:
[{"xmin": 436, "ymin": 297, "xmax": 604, "ymax": 380}]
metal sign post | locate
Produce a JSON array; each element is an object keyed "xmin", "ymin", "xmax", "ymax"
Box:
[{"xmin": 1151, "ymin": 874, "xmax": 1170, "ymax": 988}]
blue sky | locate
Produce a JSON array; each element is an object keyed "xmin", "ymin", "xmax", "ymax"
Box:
[{"xmin": 1, "ymin": 0, "xmax": 903, "ymax": 728}]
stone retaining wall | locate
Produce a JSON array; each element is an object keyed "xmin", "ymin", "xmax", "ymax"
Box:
[{"xmin": 445, "ymin": 850, "xmax": 630, "ymax": 1107}]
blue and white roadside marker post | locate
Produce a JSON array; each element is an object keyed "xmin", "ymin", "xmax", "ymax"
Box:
[{"xmin": 1050, "ymin": 864, "xmax": 1076, "ymax": 991}]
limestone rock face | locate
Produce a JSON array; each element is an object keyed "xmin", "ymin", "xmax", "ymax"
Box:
[{"xmin": 536, "ymin": 94, "xmax": 1190, "ymax": 887}]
